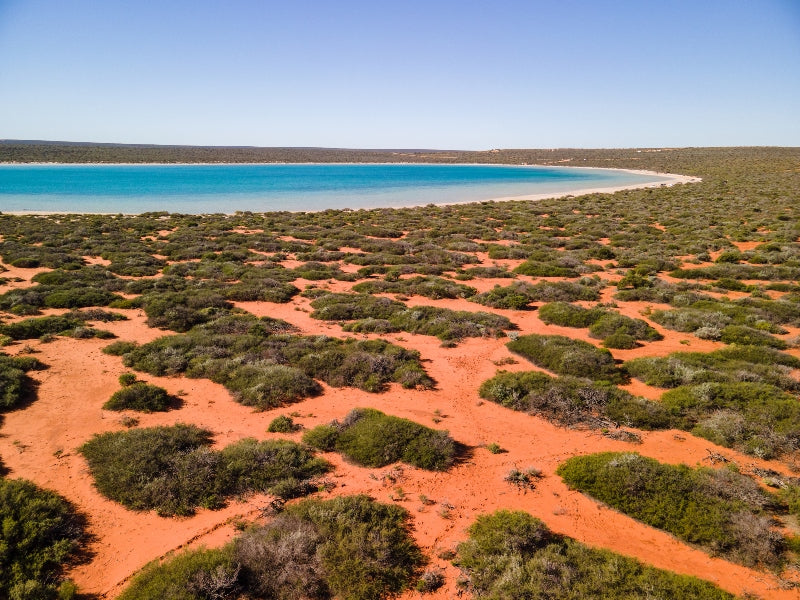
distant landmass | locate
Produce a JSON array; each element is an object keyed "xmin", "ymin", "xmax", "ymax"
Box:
[{"xmin": 0, "ymin": 139, "xmax": 702, "ymax": 169}]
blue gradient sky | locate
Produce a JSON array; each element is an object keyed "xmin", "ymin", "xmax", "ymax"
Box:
[{"xmin": 1, "ymin": 0, "xmax": 798, "ymax": 148}]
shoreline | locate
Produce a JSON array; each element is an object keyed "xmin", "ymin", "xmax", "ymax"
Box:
[{"xmin": 1, "ymin": 165, "xmax": 700, "ymax": 216}]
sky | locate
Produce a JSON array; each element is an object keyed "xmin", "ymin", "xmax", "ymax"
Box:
[{"xmin": 0, "ymin": 0, "xmax": 798, "ymax": 149}]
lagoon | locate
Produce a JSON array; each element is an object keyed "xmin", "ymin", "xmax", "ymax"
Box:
[{"xmin": 0, "ymin": 163, "xmax": 674, "ymax": 214}]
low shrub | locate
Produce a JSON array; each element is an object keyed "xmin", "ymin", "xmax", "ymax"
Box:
[
  {"xmin": 103, "ymin": 382, "xmax": 173, "ymax": 412},
  {"xmin": 0, "ymin": 477, "xmax": 87, "ymax": 600},
  {"xmin": 121, "ymin": 494, "xmax": 421, "ymax": 600},
  {"xmin": 661, "ymin": 382, "xmax": 800, "ymax": 459},
  {"xmin": 456, "ymin": 510, "xmax": 734, "ymax": 599},
  {"xmin": 311, "ymin": 292, "xmax": 513, "ymax": 341},
  {"xmin": 117, "ymin": 546, "xmax": 239, "ymax": 600},
  {"xmin": 303, "ymin": 408, "xmax": 457, "ymax": 471},
  {"xmin": 103, "ymin": 341, "xmax": 140, "ymax": 358},
  {"xmin": 538, "ymin": 302, "xmax": 662, "ymax": 345},
  {"xmin": 223, "ymin": 363, "xmax": 322, "ymax": 410},
  {"xmin": 79, "ymin": 424, "xmax": 329, "ymax": 516},
  {"xmin": 352, "ymin": 276, "xmax": 477, "ymax": 300},
  {"xmin": 471, "ymin": 279, "xmax": 601, "ymax": 309},
  {"xmin": 557, "ymin": 452, "xmax": 785, "ymax": 568},
  {"xmin": 507, "ymin": 334, "xmax": 627, "ymax": 383},
  {"xmin": 268, "ymin": 415, "xmax": 301, "ymax": 433},
  {"xmin": 120, "ymin": 314, "xmax": 434, "ymax": 402},
  {"xmin": 479, "ymin": 370, "xmax": 670, "ymax": 430},
  {"xmin": 0, "ymin": 353, "xmax": 45, "ymax": 409},
  {"xmin": 278, "ymin": 495, "xmax": 423, "ymax": 600},
  {"xmin": 0, "ymin": 316, "xmax": 84, "ymax": 340},
  {"xmin": 625, "ymin": 346, "xmax": 800, "ymax": 391},
  {"xmin": 719, "ymin": 325, "xmax": 787, "ymax": 348}
]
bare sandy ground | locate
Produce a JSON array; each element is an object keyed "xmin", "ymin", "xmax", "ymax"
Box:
[{"xmin": 1, "ymin": 252, "xmax": 798, "ymax": 598}]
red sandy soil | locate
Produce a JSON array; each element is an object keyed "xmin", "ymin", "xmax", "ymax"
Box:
[{"xmin": 1, "ymin": 260, "xmax": 799, "ymax": 598}]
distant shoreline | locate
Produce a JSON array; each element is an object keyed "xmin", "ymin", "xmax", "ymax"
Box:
[{"xmin": 1, "ymin": 164, "xmax": 700, "ymax": 215}]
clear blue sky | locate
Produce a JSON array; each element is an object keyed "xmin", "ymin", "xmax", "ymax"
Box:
[{"xmin": 1, "ymin": 0, "xmax": 798, "ymax": 148}]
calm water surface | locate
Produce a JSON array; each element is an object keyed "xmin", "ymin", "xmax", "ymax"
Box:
[{"xmin": 0, "ymin": 164, "xmax": 669, "ymax": 214}]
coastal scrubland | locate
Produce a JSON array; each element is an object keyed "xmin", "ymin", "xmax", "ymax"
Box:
[{"xmin": 0, "ymin": 146, "xmax": 799, "ymax": 598}]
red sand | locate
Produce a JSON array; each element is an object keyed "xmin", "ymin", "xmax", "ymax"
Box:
[{"xmin": 1, "ymin": 265, "xmax": 798, "ymax": 598}]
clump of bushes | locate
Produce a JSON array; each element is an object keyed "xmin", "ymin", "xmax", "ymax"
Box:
[
  {"xmin": 303, "ymin": 408, "xmax": 457, "ymax": 471},
  {"xmin": 455, "ymin": 509, "xmax": 735, "ymax": 599},
  {"xmin": 470, "ymin": 279, "xmax": 602, "ymax": 309},
  {"xmin": 352, "ymin": 275, "xmax": 477, "ymax": 299},
  {"xmin": 661, "ymin": 382, "xmax": 800, "ymax": 459},
  {"xmin": 479, "ymin": 370, "xmax": 670, "ymax": 430},
  {"xmin": 557, "ymin": 452, "xmax": 785, "ymax": 568},
  {"xmin": 79, "ymin": 424, "xmax": 330, "ymax": 516},
  {"xmin": 507, "ymin": 334, "xmax": 627, "ymax": 383},
  {"xmin": 103, "ymin": 380, "xmax": 174, "ymax": 412},
  {"xmin": 119, "ymin": 495, "xmax": 424, "ymax": 600},
  {"xmin": 116, "ymin": 314, "xmax": 434, "ymax": 408},
  {"xmin": 0, "ymin": 266, "xmax": 123, "ymax": 314},
  {"xmin": 719, "ymin": 324, "xmax": 787, "ymax": 348},
  {"xmin": 0, "ymin": 477, "xmax": 87, "ymax": 600},
  {"xmin": 625, "ymin": 346, "xmax": 800, "ymax": 391},
  {"xmin": 538, "ymin": 302, "xmax": 662, "ymax": 347},
  {"xmin": 310, "ymin": 292, "xmax": 514, "ymax": 341}
]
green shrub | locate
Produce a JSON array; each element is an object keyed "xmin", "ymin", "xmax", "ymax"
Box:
[
  {"xmin": 103, "ymin": 382, "xmax": 173, "ymax": 412},
  {"xmin": 281, "ymin": 495, "xmax": 423, "ymax": 600},
  {"xmin": 0, "ymin": 478, "xmax": 87, "ymax": 600},
  {"xmin": 719, "ymin": 325, "xmax": 787, "ymax": 348},
  {"xmin": 302, "ymin": 425, "xmax": 340, "ymax": 451},
  {"xmin": 304, "ymin": 408, "xmax": 457, "ymax": 471},
  {"xmin": 79, "ymin": 424, "xmax": 329, "ymax": 516},
  {"xmin": 602, "ymin": 331, "xmax": 638, "ymax": 349},
  {"xmin": 268, "ymin": 415, "xmax": 301, "ymax": 433},
  {"xmin": 118, "ymin": 372, "xmax": 137, "ymax": 386},
  {"xmin": 557, "ymin": 452, "xmax": 784, "ymax": 568},
  {"xmin": 588, "ymin": 312, "xmax": 662, "ymax": 342},
  {"xmin": 479, "ymin": 370, "xmax": 670, "ymax": 430},
  {"xmin": 121, "ymin": 314, "xmax": 434, "ymax": 401},
  {"xmin": 0, "ymin": 316, "xmax": 83, "ymax": 340},
  {"xmin": 223, "ymin": 363, "xmax": 322, "ymax": 410},
  {"xmin": 626, "ymin": 346, "xmax": 800, "ymax": 391},
  {"xmin": 0, "ymin": 353, "xmax": 45, "ymax": 409},
  {"xmin": 311, "ymin": 292, "xmax": 513, "ymax": 341},
  {"xmin": 103, "ymin": 341, "xmax": 139, "ymax": 356},
  {"xmin": 117, "ymin": 546, "xmax": 238, "ymax": 600},
  {"xmin": 539, "ymin": 301, "xmax": 606, "ymax": 327},
  {"xmin": 352, "ymin": 276, "xmax": 476, "ymax": 300},
  {"xmin": 456, "ymin": 510, "xmax": 734, "ymax": 599},
  {"xmin": 217, "ymin": 438, "xmax": 329, "ymax": 499},
  {"xmin": 661, "ymin": 382, "xmax": 800, "ymax": 458},
  {"xmin": 538, "ymin": 303, "xmax": 661, "ymax": 344},
  {"xmin": 507, "ymin": 334, "xmax": 627, "ymax": 383}
]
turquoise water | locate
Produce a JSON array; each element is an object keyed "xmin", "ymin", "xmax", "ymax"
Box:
[{"xmin": 0, "ymin": 163, "xmax": 668, "ymax": 214}]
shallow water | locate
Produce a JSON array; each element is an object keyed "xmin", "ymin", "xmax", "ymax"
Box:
[{"xmin": 0, "ymin": 163, "xmax": 668, "ymax": 214}]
